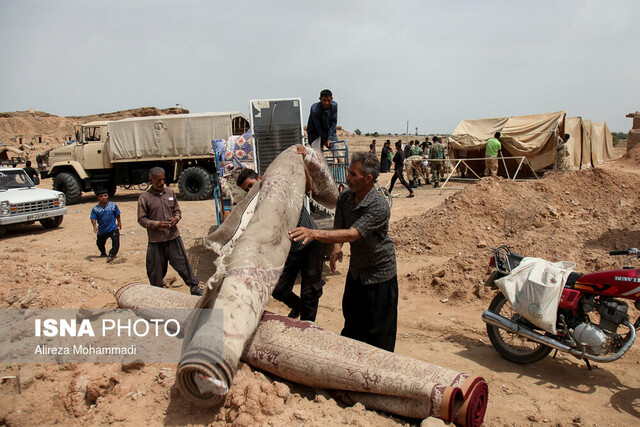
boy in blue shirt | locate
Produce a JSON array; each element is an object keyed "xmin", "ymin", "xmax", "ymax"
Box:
[{"xmin": 90, "ymin": 189, "xmax": 122, "ymax": 263}]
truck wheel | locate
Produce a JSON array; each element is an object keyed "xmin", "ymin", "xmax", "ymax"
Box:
[
  {"xmin": 178, "ymin": 167, "xmax": 213, "ymax": 201},
  {"xmin": 40, "ymin": 216, "xmax": 64, "ymax": 229},
  {"xmin": 0, "ymin": 226, "xmax": 6, "ymax": 238},
  {"xmin": 53, "ymin": 172, "xmax": 82, "ymax": 204}
]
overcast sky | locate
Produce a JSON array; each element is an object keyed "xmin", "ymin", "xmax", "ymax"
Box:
[{"xmin": 1, "ymin": 0, "xmax": 638, "ymax": 134}]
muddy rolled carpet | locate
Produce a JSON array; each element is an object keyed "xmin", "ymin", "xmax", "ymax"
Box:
[{"xmin": 116, "ymin": 284, "xmax": 488, "ymax": 426}]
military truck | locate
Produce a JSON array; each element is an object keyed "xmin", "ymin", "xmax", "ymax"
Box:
[{"xmin": 44, "ymin": 112, "xmax": 249, "ymax": 204}]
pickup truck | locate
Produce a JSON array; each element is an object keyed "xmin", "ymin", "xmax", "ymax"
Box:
[{"xmin": 0, "ymin": 167, "xmax": 67, "ymax": 237}]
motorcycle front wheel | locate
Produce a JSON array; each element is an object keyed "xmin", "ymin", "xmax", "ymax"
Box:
[{"xmin": 486, "ymin": 292, "xmax": 553, "ymax": 364}]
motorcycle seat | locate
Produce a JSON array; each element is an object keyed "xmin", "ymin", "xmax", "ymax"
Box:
[
  {"xmin": 564, "ymin": 271, "xmax": 583, "ymax": 289},
  {"xmin": 497, "ymin": 252, "xmax": 524, "ymax": 273}
]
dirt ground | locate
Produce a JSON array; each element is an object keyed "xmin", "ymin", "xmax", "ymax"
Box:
[{"xmin": 1, "ymin": 121, "xmax": 639, "ymax": 425}]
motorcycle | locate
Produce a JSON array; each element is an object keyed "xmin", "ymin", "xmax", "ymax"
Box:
[{"xmin": 482, "ymin": 245, "xmax": 640, "ymax": 367}]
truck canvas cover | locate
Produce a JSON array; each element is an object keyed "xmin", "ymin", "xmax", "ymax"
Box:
[{"xmin": 108, "ymin": 112, "xmax": 246, "ymax": 162}]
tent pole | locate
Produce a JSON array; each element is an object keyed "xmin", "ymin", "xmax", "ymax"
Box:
[
  {"xmin": 525, "ymin": 158, "xmax": 539, "ymax": 179},
  {"xmin": 513, "ymin": 157, "xmax": 525, "ymax": 180},
  {"xmin": 500, "ymin": 151, "xmax": 511, "ymax": 179},
  {"xmin": 463, "ymin": 159, "xmax": 481, "ymax": 179},
  {"xmin": 439, "ymin": 159, "xmax": 460, "ymax": 192}
]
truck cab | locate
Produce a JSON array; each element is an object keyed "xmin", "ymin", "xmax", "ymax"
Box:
[
  {"xmin": 48, "ymin": 121, "xmax": 111, "ymax": 171},
  {"xmin": 45, "ymin": 121, "xmax": 114, "ymax": 204}
]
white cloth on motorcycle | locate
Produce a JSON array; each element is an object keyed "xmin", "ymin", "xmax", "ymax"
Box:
[{"xmin": 495, "ymin": 257, "xmax": 575, "ymax": 334}]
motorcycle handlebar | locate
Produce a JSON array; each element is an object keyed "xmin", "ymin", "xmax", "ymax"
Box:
[
  {"xmin": 609, "ymin": 250, "xmax": 629, "ymax": 256},
  {"xmin": 609, "ymin": 248, "xmax": 639, "ymax": 256}
]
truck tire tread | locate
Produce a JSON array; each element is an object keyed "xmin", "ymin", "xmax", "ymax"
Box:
[
  {"xmin": 53, "ymin": 172, "xmax": 82, "ymax": 205},
  {"xmin": 178, "ymin": 167, "xmax": 213, "ymax": 201}
]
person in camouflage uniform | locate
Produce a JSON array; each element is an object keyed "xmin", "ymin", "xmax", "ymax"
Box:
[
  {"xmin": 409, "ymin": 141, "xmax": 423, "ymax": 157},
  {"xmin": 556, "ymin": 133, "xmax": 571, "ymax": 171},
  {"xmin": 407, "ymin": 142, "xmax": 424, "ymax": 186},
  {"xmin": 429, "ymin": 136, "xmax": 445, "ymax": 188}
]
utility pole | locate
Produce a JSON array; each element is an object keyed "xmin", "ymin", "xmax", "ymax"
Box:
[{"xmin": 406, "ymin": 121, "xmax": 409, "ymax": 143}]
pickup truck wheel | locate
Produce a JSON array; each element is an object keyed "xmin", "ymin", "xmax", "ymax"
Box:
[
  {"xmin": 40, "ymin": 216, "xmax": 64, "ymax": 229},
  {"xmin": 0, "ymin": 226, "xmax": 6, "ymax": 238},
  {"xmin": 178, "ymin": 167, "xmax": 213, "ymax": 201},
  {"xmin": 53, "ymin": 172, "xmax": 82, "ymax": 204}
]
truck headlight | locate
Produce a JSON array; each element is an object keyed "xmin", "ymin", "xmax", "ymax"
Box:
[
  {"xmin": 57, "ymin": 194, "xmax": 66, "ymax": 207},
  {"xmin": 1, "ymin": 201, "xmax": 9, "ymax": 216}
]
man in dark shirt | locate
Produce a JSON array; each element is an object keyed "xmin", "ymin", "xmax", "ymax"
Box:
[
  {"xmin": 237, "ymin": 147, "xmax": 325, "ymax": 322},
  {"xmin": 289, "ymin": 152, "xmax": 398, "ymax": 352},
  {"xmin": 379, "ymin": 140, "xmax": 391, "ymax": 173},
  {"xmin": 307, "ymin": 89, "xmax": 338, "ymax": 151},
  {"xmin": 137, "ymin": 167, "xmax": 202, "ymax": 296},
  {"xmin": 388, "ymin": 141, "xmax": 414, "ymax": 198},
  {"xmin": 23, "ymin": 160, "xmax": 39, "ymax": 185}
]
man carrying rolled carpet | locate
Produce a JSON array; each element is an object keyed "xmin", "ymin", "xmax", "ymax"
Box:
[{"xmin": 289, "ymin": 152, "xmax": 398, "ymax": 352}]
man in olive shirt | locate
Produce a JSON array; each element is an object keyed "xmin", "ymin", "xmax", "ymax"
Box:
[
  {"xmin": 137, "ymin": 167, "xmax": 202, "ymax": 296},
  {"xmin": 485, "ymin": 132, "xmax": 502, "ymax": 176},
  {"xmin": 289, "ymin": 152, "xmax": 398, "ymax": 352}
]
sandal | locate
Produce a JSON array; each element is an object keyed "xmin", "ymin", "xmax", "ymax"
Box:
[{"xmin": 407, "ymin": 193, "xmax": 415, "ymax": 198}]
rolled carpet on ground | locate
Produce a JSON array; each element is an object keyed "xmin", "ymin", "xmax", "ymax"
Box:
[
  {"xmin": 176, "ymin": 146, "xmax": 307, "ymax": 407},
  {"xmin": 116, "ymin": 283, "xmax": 488, "ymax": 426}
]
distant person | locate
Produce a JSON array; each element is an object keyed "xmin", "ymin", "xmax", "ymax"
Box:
[
  {"xmin": 23, "ymin": 160, "xmax": 39, "ymax": 185},
  {"xmin": 388, "ymin": 141, "xmax": 415, "ymax": 198},
  {"xmin": 404, "ymin": 141, "xmax": 413, "ymax": 159},
  {"xmin": 429, "ymin": 137, "xmax": 445, "ymax": 187},
  {"xmin": 137, "ymin": 167, "xmax": 202, "ymax": 296},
  {"xmin": 380, "ymin": 140, "xmax": 392, "ymax": 173},
  {"xmin": 90, "ymin": 189, "xmax": 122, "ymax": 263},
  {"xmin": 369, "ymin": 143, "xmax": 376, "ymax": 154},
  {"xmin": 420, "ymin": 140, "xmax": 428, "ymax": 155},
  {"xmin": 307, "ymin": 89, "xmax": 338, "ymax": 151},
  {"xmin": 237, "ymin": 148, "xmax": 325, "ymax": 322},
  {"xmin": 409, "ymin": 140, "xmax": 423, "ymax": 157},
  {"xmin": 485, "ymin": 132, "xmax": 502, "ymax": 176},
  {"xmin": 556, "ymin": 133, "xmax": 571, "ymax": 171},
  {"xmin": 407, "ymin": 142, "xmax": 423, "ymax": 187},
  {"xmin": 425, "ymin": 138, "xmax": 432, "ymax": 153}
]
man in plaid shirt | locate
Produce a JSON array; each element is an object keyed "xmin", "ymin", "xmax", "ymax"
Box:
[{"xmin": 289, "ymin": 151, "xmax": 398, "ymax": 352}]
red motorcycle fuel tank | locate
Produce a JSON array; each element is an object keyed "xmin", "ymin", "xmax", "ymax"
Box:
[{"xmin": 574, "ymin": 268, "xmax": 640, "ymax": 301}]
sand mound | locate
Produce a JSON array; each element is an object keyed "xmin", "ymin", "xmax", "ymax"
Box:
[
  {"xmin": 619, "ymin": 142, "xmax": 640, "ymax": 165},
  {"xmin": 391, "ymin": 168, "xmax": 640, "ymax": 301}
]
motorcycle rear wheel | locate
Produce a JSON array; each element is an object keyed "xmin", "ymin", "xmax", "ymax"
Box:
[{"xmin": 486, "ymin": 292, "xmax": 553, "ymax": 364}]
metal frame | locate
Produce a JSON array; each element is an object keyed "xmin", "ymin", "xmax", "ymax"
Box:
[
  {"xmin": 433, "ymin": 155, "xmax": 539, "ymax": 193},
  {"xmin": 321, "ymin": 140, "xmax": 350, "ymax": 185}
]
